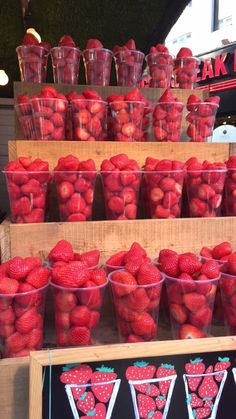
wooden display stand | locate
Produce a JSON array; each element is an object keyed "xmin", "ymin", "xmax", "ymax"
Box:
[{"xmin": 0, "ymin": 83, "xmax": 236, "ymax": 418}]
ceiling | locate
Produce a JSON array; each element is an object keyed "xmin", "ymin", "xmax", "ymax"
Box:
[{"xmin": 0, "ymin": 0, "xmax": 189, "ymax": 98}]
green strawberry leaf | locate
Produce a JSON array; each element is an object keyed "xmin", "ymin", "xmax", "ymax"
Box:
[
  {"xmin": 190, "ymin": 358, "xmax": 203, "ymax": 364},
  {"xmin": 203, "ymin": 397, "xmax": 212, "ymax": 401},
  {"xmin": 148, "ymin": 411, "xmax": 155, "ymax": 418},
  {"xmin": 62, "ymin": 363, "xmax": 81, "ymax": 372},
  {"xmin": 210, "ymin": 405, "xmax": 214, "ymax": 411},
  {"xmin": 218, "ymin": 356, "xmax": 230, "ymax": 362},
  {"xmin": 192, "ymin": 409, "xmax": 196, "ymax": 418},
  {"xmin": 147, "ymin": 384, "xmax": 151, "ymax": 394},
  {"xmin": 96, "ymin": 365, "xmax": 114, "ymax": 373},
  {"xmin": 79, "ymin": 392, "xmax": 87, "ymax": 401},
  {"xmin": 87, "ymin": 409, "xmax": 96, "ymax": 417},
  {"xmin": 133, "ymin": 361, "xmax": 149, "ymax": 367},
  {"xmin": 157, "ymin": 395, "xmax": 166, "ymax": 400},
  {"xmin": 186, "ymin": 395, "xmax": 191, "ymax": 404},
  {"xmin": 161, "ymin": 363, "xmax": 175, "ymax": 370}
]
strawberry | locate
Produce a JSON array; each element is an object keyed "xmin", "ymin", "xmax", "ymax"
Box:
[
  {"xmin": 185, "ymin": 358, "xmax": 206, "ymax": 391},
  {"xmin": 124, "ymin": 242, "xmax": 147, "ymax": 263},
  {"xmin": 131, "ymin": 312, "xmax": 155, "ymax": 337},
  {"xmin": 80, "ymin": 402, "xmax": 106, "ymax": 419},
  {"xmin": 111, "ymin": 271, "xmax": 137, "ymax": 296},
  {"xmin": 7, "ymin": 256, "xmax": 41, "ymax": 280},
  {"xmin": 158, "ymin": 250, "xmax": 179, "ymax": 277},
  {"xmin": 156, "ymin": 364, "xmax": 176, "ymax": 395},
  {"xmin": 198, "ymin": 365, "xmax": 219, "ymax": 398},
  {"xmin": 15, "ymin": 309, "xmax": 41, "ymax": 334},
  {"xmin": 76, "ymin": 391, "xmax": 95, "ymax": 414},
  {"xmin": 56, "ymin": 263, "xmax": 90, "ymax": 288},
  {"xmin": 5, "ymin": 332, "xmax": 27, "ymax": 354},
  {"xmin": 0, "ymin": 277, "xmax": 19, "ymax": 294},
  {"xmin": 68, "ymin": 326, "xmax": 91, "ymax": 346},
  {"xmin": 70, "ymin": 305, "xmax": 91, "ymax": 327},
  {"xmin": 178, "ymin": 324, "xmax": 206, "ymax": 339},
  {"xmin": 156, "ymin": 395, "xmax": 166, "ymax": 410},
  {"xmin": 26, "ymin": 328, "xmax": 42, "ymax": 349},
  {"xmin": 0, "ymin": 307, "xmax": 15, "ymax": 324},
  {"xmin": 54, "ymin": 291, "xmax": 77, "ymax": 312},
  {"xmin": 214, "ymin": 356, "xmax": 231, "ymax": 381},
  {"xmin": 212, "ymin": 242, "xmax": 232, "ymax": 260},
  {"xmin": 183, "ymin": 293, "xmax": 206, "ymax": 312},
  {"xmin": 169, "ymin": 303, "xmax": 187, "ymax": 324},
  {"xmin": 137, "ymin": 263, "xmax": 162, "ymax": 285},
  {"xmin": 178, "ymin": 253, "xmax": 201, "ymax": 275},
  {"xmin": 91, "ymin": 365, "xmax": 117, "ymax": 403},
  {"xmin": 60, "ymin": 364, "xmax": 92, "ymax": 385},
  {"xmin": 126, "ymin": 361, "xmax": 156, "ymax": 381},
  {"xmin": 26, "ymin": 266, "xmax": 50, "ymax": 288},
  {"xmin": 48, "ymin": 240, "xmax": 74, "ymax": 263},
  {"xmin": 189, "ymin": 393, "xmax": 203, "ymax": 408},
  {"xmin": 137, "ymin": 394, "xmax": 156, "ymax": 418},
  {"xmin": 200, "ymin": 260, "xmax": 219, "ymax": 279},
  {"xmin": 80, "ymin": 250, "xmax": 100, "ymax": 267},
  {"xmin": 194, "ymin": 407, "xmax": 211, "ymax": 418},
  {"xmin": 90, "ymin": 269, "xmax": 107, "ymax": 286}
]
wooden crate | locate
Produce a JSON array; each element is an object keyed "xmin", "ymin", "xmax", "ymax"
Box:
[
  {"xmin": 14, "ymin": 81, "xmax": 208, "ymax": 140},
  {"xmin": 0, "ymin": 219, "xmax": 10, "ymax": 263}
]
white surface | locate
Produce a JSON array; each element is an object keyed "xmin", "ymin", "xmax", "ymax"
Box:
[{"xmin": 212, "ymin": 124, "xmax": 236, "ymax": 142}]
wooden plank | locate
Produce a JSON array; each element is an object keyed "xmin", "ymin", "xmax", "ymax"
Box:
[
  {"xmin": 8, "ymin": 140, "xmax": 229, "ymax": 170},
  {"xmin": 9, "ymin": 217, "xmax": 236, "ymax": 261},
  {"xmin": 0, "ymin": 357, "xmax": 29, "ymax": 419},
  {"xmin": 229, "ymin": 143, "xmax": 236, "ymax": 156},
  {"xmin": 0, "ymin": 219, "xmax": 10, "ymax": 262}
]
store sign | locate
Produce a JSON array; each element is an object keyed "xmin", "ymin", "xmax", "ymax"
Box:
[{"xmin": 197, "ymin": 49, "xmax": 236, "ymax": 83}]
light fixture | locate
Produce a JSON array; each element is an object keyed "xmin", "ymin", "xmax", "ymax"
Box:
[
  {"xmin": 223, "ymin": 121, "xmax": 227, "ymax": 125},
  {"xmin": 0, "ymin": 70, "xmax": 9, "ymax": 86},
  {"xmin": 26, "ymin": 27, "xmax": 41, "ymax": 43},
  {"xmin": 228, "ymin": 116, "xmax": 231, "ymax": 119}
]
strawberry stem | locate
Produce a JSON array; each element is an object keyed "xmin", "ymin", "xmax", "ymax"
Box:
[
  {"xmin": 148, "ymin": 411, "xmax": 155, "ymax": 418},
  {"xmin": 190, "ymin": 358, "xmax": 203, "ymax": 364},
  {"xmin": 157, "ymin": 395, "xmax": 166, "ymax": 400},
  {"xmin": 203, "ymin": 397, "xmax": 212, "ymax": 401},
  {"xmin": 133, "ymin": 361, "xmax": 149, "ymax": 367},
  {"xmin": 218, "ymin": 356, "xmax": 230, "ymax": 362},
  {"xmin": 186, "ymin": 395, "xmax": 191, "ymax": 404},
  {"xmin": 160, "ymin": 363, "xmax": 175, "ymax": 370},
  {"xmin": 78, "ymin": 392, "xmax": 87, "ymax": 401},
  {"xmin": 95, "ymin": 365, "xmax": 114, "ymax": 373},
  {"xmin": 62, "ymin": 363, "xmax": 80, "ymax": 372},
  {"xmin": 87, "ymin": 408, "xmax": 96, "ymax": 417}
]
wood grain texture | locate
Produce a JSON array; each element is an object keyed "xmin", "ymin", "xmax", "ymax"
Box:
[
  {"xmin": 0, "ymin": 219, "xmax": 10, "ymax": 262},
  {"xmin": 9, "ymin": 217, "xmax": 236, "ymax": 262},
  {"xmin": 229, "ymin": 143, "xmax": 236, "ymax": 156},
  {"xmin": 8, "ymin": 140, "xmax": 229, "ymax": 170}
]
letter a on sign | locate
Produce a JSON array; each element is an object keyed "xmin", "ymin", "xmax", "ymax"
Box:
[{"xmin": 202, "ymin": 59, "xmax": 214, "ymax": 80}]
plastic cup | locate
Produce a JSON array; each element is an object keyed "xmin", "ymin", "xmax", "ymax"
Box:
[
  {"xmin": 0, "ymin": 284, "xmax": 48, "ymax": 358},
  {"xmin": 165, "ymin": 274, "xmax": 219, "ymax": 339},
  {"xmin": 174, "ymin": 57, "xmax": 200, "ymax": 89},
  {"xmin": 224, "ymin": 169, "xmax": 236, "ymax": 216},
  {"xmin": 71, "ymin": 99, "xmax": 107, "ymax": 141},
  {"xmin": 143, "ymin": 170, "xmax": 184, "ymax": 218},
  {"xmin": 153, "ymin": 102, "xmax": 184, "ymax": 142},
  {"xmin": 185, "ymin": 169, "xmax": 226, "ymax": 217},
  {"xmin": 31, "ymin": 97, "xmax": 68, "ymax": 140},
  {"xmin": 51, "ymin": 279, "xmax": 107, "ymax": 347},
  {"xmin": 108, "ymin": 100, "xmax": 145, "ymax": 142},
  {"xmin": 141, "ymin": 106, "xmax": 152, "ymax": 142},
  {"xmin": 4, "ymin": 170, "xmax": 51, "ymax": 223},
  {"xmin": 104, "ymin": 264, "xmax": 124, "ymax": 274},
  {"xmin": 15, "ymin": 103, "xmax": 35, "ymax": 139},
  {"xmin": 83, "ymin": 48, "xmax": 113, "ymax": 86},
  {"xmin": 186, "ymin": 102, "xmax": 219, "ymax": 142},
  {"xmin": 65, "ymin": 104, "xmax": 73, "ymax": 140},
  {"xmin": 101, "ymin": 170, "xmax": 142, "ymax": 220},
  {"xmin": 16, "ymin": 45, "xmax": 49, "ymax": 83},
  {"xmin": 50, "ymin": 46, "xmax": 81, "ymax": 84},
  {"xmin": 54, "ymin": 170, "xmax": 97, "ymax": 222},
  {"xmin": 146, "ymin": 52, "xmax": 173, "ymax": 88},
  {"xmin": 219, "ymin": 272, "xmax": 236, "ymax": 335},
  {"xmin": 114, "ymin": 50, "xmax": 144, "ymax": 87},
  {"xmin": 108, "ymin": 269, "xmax": 164, "ymax": 342}
]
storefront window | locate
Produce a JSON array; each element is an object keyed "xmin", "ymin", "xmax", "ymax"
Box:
[{"xmin": 213, "ymin": 0, "xmax": 234, "ymax": 31}]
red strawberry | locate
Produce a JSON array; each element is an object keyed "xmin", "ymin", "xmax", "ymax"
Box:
[
  {"xmin": 178, "ymin": 253, "xmax": 201, "ymax": 275},
  {"xmin": 146, "ymin": 384, "xmax": 160, "ymax": 397},
  {"xmin": 137, "ymin": 263, "xmax": 162, "ymax": 285},
  {"xmin": 156, "ymin": 364, "xmax": 176, "ymax": 396},
  {"xmin": 90, "ymin": 269, "xmax": 107, "ymax": 286},
  {"xmin": 48, "ymin": 240, "xmax": 74, "ymax": 263},
  {"xmin": 200, "ymin": 260, "xmax": 219, "ymax": 279},
  {"xmin": 91, "ymin": 365, "xmax": 117, "ymax": 403},
  {"xmin": 0, "ymin": 307, "xmax": 15, "ymax": 324},
  {"xmin": 56, "ymin": 263, "xmax": 90, "ymax": 287},
  {"xmin": 198, "ymin": 365, "xmax": 219, "ymax": 398},
  {"xmin": 26, "ymin": 328, "xmax": 42, "ymax": 349},
  {"xmin": 183, "ymin": 293, "xmax": 206, "ymax": 312},
  {"xmin": 111, "ymin": 271, "xmax": 137, "ymax": 296},
  {"xmin": 60, "ymin": 364, "xmax": 92, "ymax": 385},
  {"xmin": 0, "ymin": 277, "xmax": 19, "ymax": 294},
  {"xmin": 70, "ymin": 306, "xmax": 91, "ymax": 327},
  {"xmin": 26, "ymin": 266, "xmax": 50, "ymax": 288},
  {"xmin": 169, "ymin": 303, "xmax": 187, "ymax": 324},
  {"xmin": 54, "ymin": 291, "xmax": 77, "ymax": 312},
  {"xmin": 189, "ymin": 393, "xmax": 203, "ymax": 408},
  {"xmin": 5, "ymin": 331, "xmax": 27, "ymax": 354},
  {"xmin": 80, "ymin": 250, "xmax": 100, "ymax": 267},
  {"xmin": 76, "ymin": 391, "xmax": 95, "ymax": 414},
  {"xmin": 214, "ymin": 356, "xmax": 231, "ymax": 381},
  {"xmin": 68, "ymin": 326, "xmax": 91, "ymax": 346},
  {"xmin": 7, "ymin": 256, "xmax": 42, "ymax": 280},
  {"xmin": 131, "ymin": 312, "xmax": 155, "ymax": 337},
  {"xmin": 15, "ymin": 308, "xmax": 41, "ymax": 334},
  {"xmin": 212, "ymin": 242, "xmax": 232, "ymax": 260},
  {"xmin": 124, "ymin": 242, "xmax": 146, "ymax": 263},
  {"xmin": 137, "ymin": 394, "xmax": 156, "ymax": 418},
  {"xmin": 158, "ymin": 250, "xmax": 179, "ymax": 277},
  {"xmin": 156, "ymin": 395, "xmax": 166, "ymax": 410},
  {"xmin": 194, "ymin": 407, "xmax": 211, "ymax": 418},
  {"xmin": 126, "ymin": 361, "xmax": 156, "ymax": 392},
  {"xmin": 80, "ymin": 402, "xmax": 106, "ymax": 419},
  {"xmin": 185, "ymin": 358, "xmax": 206, "ymax": 391},
  {"xmin": 105, "ymin": 251, "xmax": 127, "ymax": 267},
  {"xmin": 179, "ymin": 324, "xmax": 206, "ymax": 339}
]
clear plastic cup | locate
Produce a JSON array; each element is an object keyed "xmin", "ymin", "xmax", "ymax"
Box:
[
  {"xmin": 15, "ymin": 103, "xmax": 35, "ymax": 139},
  {"xmin": 101, "ymin": 170, "xmax": 142, "ymax": 220},
  {"xmin": 152, "ymin": 101, "xmax": 184, "ymax": 142},
  {"xmin": 65, "ymin": 104, "xmax": 73, "ymax": 140},
  {"xmin": 141, "ymin": 106, "xmax": 152, "ymax": 142},
  {"xmin": 108, "ymin": 269, "xmax": 164, "ymax": 342},
  {"xmin": 54, "ymin": 170, "xmax": 97, "ymax": 222},
  {"xmin": 50, "ymin": 46, "xmax": 81, "ymax": 84},
  {"xmin": 16, "ymin": 45, "xmax": 49, "ymax": 83},
  {"xmin": 4, "ymin": 170, "xmax": 51, "ymax": 223},
  {"xmin": 108, "ymin": 100, "xmax": 145, "ymax": 141},
  {"xmin": 186, "ymin": 169, "xmax": 226, "ymax": 217},
  {"xmin": 174, "ymin": 57, "xmax": 200, "ymax": 89},
  {"xmin": 146, "ymin": 52, "xmax": 173, "ymax": 88},
  {"xmin": 71, "ymin": 99, "xmax": 107, "ymax": 141},
  {"xmin": 165, "ymin": 274, "xmax": 219, "ymax": 339},
  {"xmin": 223, "ymin": 169, "xmax": 236, "ymax": 216},
  {"xmin": 186, "ymin": 102, "xmax": 219, "ymax": 142},
  {"xmin": 51, "ymin": 279, "xmax": 107, "ymax": 347},
  {"xmin": 114, "ymin": 50, "xmax": 144, "ymax": 86},
  {"xmin": 143, "ymin": 170, "xmax": 185, "ymax": 218},
  {"xmin": 83, "ymin": 48, "xmax": 113, "ymax": 86},
  {"xmin": 31, "ymin": 97, "xmax": 68, "ymax": 140},
  {"xmin": 0, "ymin": 284, "xmax": 48, "ymax": 358},
  {"xmin": 219, "ymin": 272, "xmax": 236, "ymax": 335},
  {"xmin": 104, "ymin": 263, "xmax": 124, "ymax": 274}
]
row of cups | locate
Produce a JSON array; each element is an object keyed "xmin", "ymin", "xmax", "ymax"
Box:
[
  {"xmin": 4, "ymin": 166, "xmax": 236, "ymax": 224},
  {"xmin": 16, "ymin": 44, "xmax": 200, "ymax": 88},
  {"xmin": 0, "ymin": 263, "xmax": 234, "ymax": 358},
  {"xmin": 16, "ymin": 97, "xmax": 218, "ymax": 143}
]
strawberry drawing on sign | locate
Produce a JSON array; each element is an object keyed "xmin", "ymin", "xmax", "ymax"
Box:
[
  {"xmin": 62, "ymin": 364, "xmax": 120, "ymax": 419},
  {"xmin": 213, "ymin": 357, "xmax": 231, "ymax": 382},
  {"xmin": 185, "ymin": 358, "xmax": 206, "ymax": 391},
  {"xmin": 126, "ymin": 361, "xmax": 177, "ymax": 419},
  {"xmin": 183, "ymin": 362, "xmax": 228, "ymax": 419}
]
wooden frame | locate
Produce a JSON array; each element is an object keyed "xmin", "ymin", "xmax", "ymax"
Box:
[{"xmin": 29, "ymin": 337, "xmax": 236, "ymax": 419}]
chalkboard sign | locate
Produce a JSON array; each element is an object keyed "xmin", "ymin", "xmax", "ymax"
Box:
[{"xmin": 29, "ymin": 336, "xmax": 236, "ymax": 419}]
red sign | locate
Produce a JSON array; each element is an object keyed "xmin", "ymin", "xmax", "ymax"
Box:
[{"xmin": 197, "ymin": 50, "xmax": 236, "ymax": 83}]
